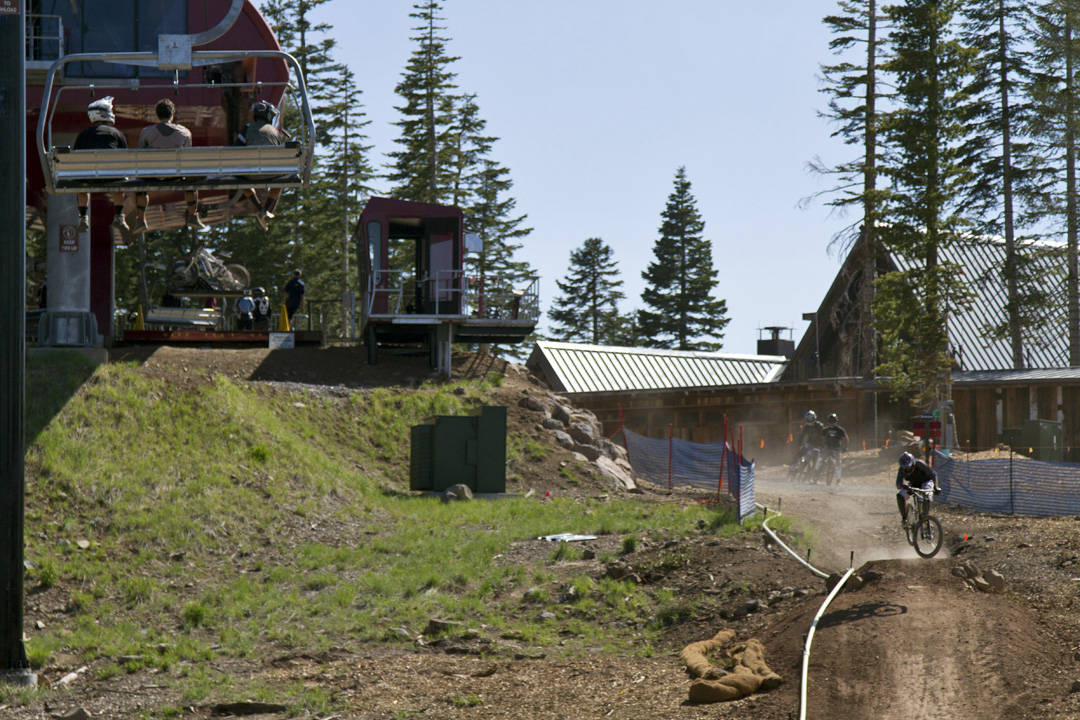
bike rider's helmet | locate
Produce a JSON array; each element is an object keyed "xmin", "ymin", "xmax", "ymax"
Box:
[
  {"xmin": 253, "ymin": 287, "xmax": 265, "ymax": 296},
  {"xmin": 899, "ymin": 452, "xmax": 916, "ymax": 471},
  {"xmin": 243, "ymin": 288, "xmax": 252, "ymax": 296},
  {"xmin": 804, "ymin": 410, "xmax": 817, "ymax": 422},
  {"xmin": 827, "ymin": 413, "xmax": 838, "ymax": 424},
  {"xmin": 252, "ymin": 100, "xmax": 278, "ymax": 123},
  {"xmin": 87, "ymin": 96, "xmax": 115, "ymax": 124}
]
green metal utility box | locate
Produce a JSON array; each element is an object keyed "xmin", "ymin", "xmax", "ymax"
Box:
[
  {"xmin": 1022, "ymin": 418, "xmax": 1062, "ymax": 462},
  {"xmin": 997, "ymin": 419, "xmax": 1063, "ymax": 462},
  {"xmin": 410, "ymin": 406, "xmax": 507, "ymax": 493}
]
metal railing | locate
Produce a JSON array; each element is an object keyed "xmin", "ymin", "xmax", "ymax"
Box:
[
  {"xmin": 25, "ymin": 15, "xmax": 64, "ymax": 68},
  {"xmin": 363, "ymin": 269, "xmax": 540, "ymax": 324}
]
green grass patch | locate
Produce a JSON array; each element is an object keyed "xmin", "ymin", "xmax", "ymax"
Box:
[{"xmin": 21, "ymin": 358, "xmax": 758, "ymax": 713}]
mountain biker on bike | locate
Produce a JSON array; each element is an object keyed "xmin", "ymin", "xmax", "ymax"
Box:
[
  {"xmin": 791, "ymin": 411, "xmax": 825, "ymax": 474},
  {"xmin": 821, "ymin": 414, "xmax": 849, "ymax": 483},
  {"xmin": 896, "ymin": 451, "xmax": 941, "ymax": 527}
]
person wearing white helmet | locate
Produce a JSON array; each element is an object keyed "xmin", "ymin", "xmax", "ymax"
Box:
[
  {"xmin": 895, "ymin": 451, "xmax": 940, "ymax": 527},
  {"xmin": 789, "ymin": 410, "xmax": 825, "ymax": 479},
  {"xmin": 237, "ymin": 100, "xmax": 285, "ymax": 230},
  {"xmin": 251, "ymin": 287, "xmax": 271, "ymax": 330},
  {"xmin": 74, "ymin": 96, "xmax": 129, "ymax": 233}
]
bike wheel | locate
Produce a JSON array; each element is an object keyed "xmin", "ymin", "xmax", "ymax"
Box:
[
  {"xmin": 168, "ymin": 259, "xmax": 197, "ymax": 288},
  {"xmin": 824, "ymin": 458, "xmax": 835, "ymax": 486},
  {"xmin": 913, "ymin": 514, "xmax": 943, "ymax": 558},
  {"xmin": 220, "ymin": 264, "xmax": 251, "ymax": 291}
]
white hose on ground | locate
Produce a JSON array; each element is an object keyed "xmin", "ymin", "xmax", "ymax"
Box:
[
  {"xmin": 799, "ymin": 567, "xmax": 855, "ymax": 720},
  {"xmin": 756, "ymin": 502, "xmax": 829, "ymax": 580}
]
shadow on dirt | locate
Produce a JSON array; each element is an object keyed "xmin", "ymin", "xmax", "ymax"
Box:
[{"xmin": 818, "ymin": 601, "xmax": 907, "ymax": 629}]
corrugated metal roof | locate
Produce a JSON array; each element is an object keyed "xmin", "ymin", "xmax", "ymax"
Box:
[
  {"xmin": 890, "ymin": 237, "xmax": 1068, "ymax": 371},
  {"xmin": 954, "ymin": 367, "xmax": 1080, "ymax": 385},
  {"xmin": 528, "ymin": 341, "xmax": 788, "ymax": 394}
]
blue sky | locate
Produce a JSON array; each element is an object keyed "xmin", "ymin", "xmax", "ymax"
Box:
[{"xmin": 297, "ymin": 1, "xmax": 856, "ymax": 355}]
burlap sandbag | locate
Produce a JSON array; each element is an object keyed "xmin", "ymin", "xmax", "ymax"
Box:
[{"xmin": 681, "ymin": 630, "xmax": 782, "ymax": 704}]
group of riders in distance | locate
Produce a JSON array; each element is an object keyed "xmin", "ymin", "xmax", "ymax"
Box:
[
  {"xmin": 787, "ymin": 410, "xmax": 849, "ymax": 485},
  {"xmin": 788, "ymin": 409, "xmax": 945, "ymax": 558}
]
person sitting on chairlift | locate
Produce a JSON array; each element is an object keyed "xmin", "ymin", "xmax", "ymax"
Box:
[
  {"xmin": 237, "ymin": 100, "xmax": 284, "ymax": 230},
  {"xmin": 74, "ymin": 97, "xmax": 129, "ymax": 234},
  {"xmin": 132, "ymin": 98, "xmax": 206, "ymax": 234}
]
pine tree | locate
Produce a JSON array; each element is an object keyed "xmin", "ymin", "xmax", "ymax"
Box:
[
  {"xmin": 809, "ymin": 0, "xmax": 888, "ymax": 379},
  {"xmin": 960, "ymin": 0, "xmax": 1047, "ymax": 368},
  {"xmin": 1029, "ymin": 1, "xmax": 1080, "ymax": 365},
  {"xmin": 548, "ymin": 238, "xmax": 625, "ymax": 345},
  {"xmin": 242, "ymin": 0, "xmax": 350, "ymax": 308},
  {"xmin": 311, "ymin": 64, "xmax": 377, "ymax": 333},
  {"xmin": 386, "ymin": 0, "xmax": 459, "ymax": 204},
  {"xmin": 875, "ymin": 0, "xmax": 976, "ymax": 407},
  {"xmin": 638, "ymin": 167, "xmax": 729, "ymax": 351}
]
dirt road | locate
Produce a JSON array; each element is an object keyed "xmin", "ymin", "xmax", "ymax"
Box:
[{"xmin": 753, "ymin": 468, "xmax": 1070, "ymax": 720}]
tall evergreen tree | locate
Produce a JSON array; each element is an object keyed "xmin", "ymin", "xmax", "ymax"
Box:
[
  {"xmin": 303, "ymin": 64, "xmax": 377, "ymax": 334},
  {"xmin": 960, "ymin": 0, "xmax": 1048, "ymax": 368},
  {"xmin": 238, "ymin": 0, "xmax": 347, "ymax": 304},
  {"xmin": 1029, "ymin": 1, "xmax": 1080, "ymax": 365},
  {"xmin": 451, "ymin": 95, "xmax": 532, "ymax": 283},
  {"xmin": 638, "ymin": 167, "xmax": 729, "ymax": 351},
  {"xmin": 874, "ymin": 0, "xmax": 976, "ymax": 407},
  {"xmin": 810, "ymin": 0, "xmax": 889, "ymax": 379},
  {"xmin": 386, "ymin": 0, "xmax": 459, "ymax": 204},
  {"xmin": 548, "ymin": 238, "xmax": 625, "ymax": 344}
]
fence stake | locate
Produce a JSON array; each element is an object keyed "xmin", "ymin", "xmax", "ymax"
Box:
[
  {"xmin": 1009, "ymin": 446, "xmax": 1014, "ymax": 515},
  {"xmin": 668, "ymin": 423, "xmax": 673, "ymax": 491}
]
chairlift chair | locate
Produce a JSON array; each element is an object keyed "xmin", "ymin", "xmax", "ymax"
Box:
[{"xmin": 36, "ymin": 49, "xmax": 315, "ymax": 200}]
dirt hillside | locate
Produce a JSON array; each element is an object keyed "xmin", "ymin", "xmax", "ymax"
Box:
[{"xmin": 13, "ymin": 346, "xmax": 1080, "ymax": 719}]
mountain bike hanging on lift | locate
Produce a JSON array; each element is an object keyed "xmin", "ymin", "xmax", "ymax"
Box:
[
  {"xmin": 167, "ymin": 242, "xmax": 250, "ymax": 292},
  {"xmin": 903, "ymin": 486, "xmax": 943, "ymax": 558}
]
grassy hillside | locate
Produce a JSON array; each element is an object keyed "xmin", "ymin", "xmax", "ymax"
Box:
[{"xmin": 13, "ymin": 350, "xmax": 761, "ymax": 716}]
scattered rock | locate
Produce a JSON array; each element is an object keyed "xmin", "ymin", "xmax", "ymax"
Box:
[
  {"xmin": 50, "ymin": 709, "xmax": 90, "ymax": 720},
  {"xmin": 424, "ymin": 618, "xmax": 463, "ymax": 636},
  {"xmin": 518, "ymin": 395, "xmax": 549, "ymax": 413},
  {"xmin": 442, "ymin": 484, "xmax": 473, "ymax": 502},
  {"xmin": 211, "ymin": 701, "xmax": 288, "ymax": 716},
  {"xmin": 387, "ymin": 627, "xmax": 412, "ymax": 641}
]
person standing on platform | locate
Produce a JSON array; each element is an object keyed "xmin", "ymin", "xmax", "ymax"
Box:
[{"xmin": 282, "ymin": 269, "xmax": 305, "ymax": 324}]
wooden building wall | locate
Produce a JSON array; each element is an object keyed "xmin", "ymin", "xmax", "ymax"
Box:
[
  {"xmin": 952, "ymin": 383, "xmax": 1080, "ymax": 459},
  {"xmin": 566, "ymin": 381, "xmax": 911, "ymax": 466}
]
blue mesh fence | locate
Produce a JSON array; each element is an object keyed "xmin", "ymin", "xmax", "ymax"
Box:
[
  {"xmin": 936, "ymin": 450, "xmax": 1080, "ymax": 517},
  {"xmin": 621, "ymin": 428, "xmax": 756, "ymax": 521}
]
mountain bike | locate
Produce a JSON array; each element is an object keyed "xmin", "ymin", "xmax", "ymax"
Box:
[
  {"xmin": 168, "ymin": 242, "xmax": 250, "ymax": 292},
  {"xmin": 819, "ymin": 450, "xmax": 840, "ymax": 486},
  {"xmin": 903, "ymin": 486, "xmax": 943, "ymax": 558},
  {"xmin": 787, "ymin": 445, "xmax": 818, "ymax": 483}
]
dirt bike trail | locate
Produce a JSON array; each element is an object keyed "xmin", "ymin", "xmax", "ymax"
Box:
[{"xmin": 755, "ymin": 472, "xmax": 1069, "ymax": 719}]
